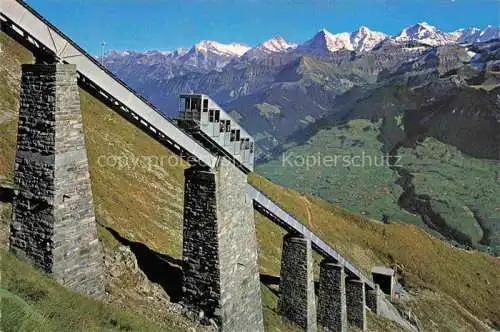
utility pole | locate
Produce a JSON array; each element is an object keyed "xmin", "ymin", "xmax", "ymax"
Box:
[{"xmin": 100, "ymin": 41, "xmax": 107, "ymax": 66}]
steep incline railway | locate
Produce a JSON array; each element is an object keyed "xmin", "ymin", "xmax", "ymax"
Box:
[
  {"xmin": 1, "ymin": 0, "xmax": 217, "ymax": 170},
  {"xmin": 0, "ymin": 0, "xmax": 374, "ymax": 289}
]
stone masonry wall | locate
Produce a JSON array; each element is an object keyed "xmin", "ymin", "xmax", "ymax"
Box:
[
  {"xmin": 278, "ymin": 234, "xmax": 317, "ymax": 331},
  {"xmin": 318, "ymin": 261, "xmax": 347, "ymax": 332},
  {"xmin": 346, "ymin": 278, "xmax": 366, "ymax": 331},
  {"xmin": 182, "ymin": 166, "xmax": 221, "ymax": 318},
  {"xmin": 366, "ymin": 284, "xmax": 381, "ymax": 315},
  {"xmin": 10, "ymin": 64, "xmax": 105, "ymax": 299},
  {"xmin": 182, "ymin": 157, "xmax": 264, "ymax": 331}
]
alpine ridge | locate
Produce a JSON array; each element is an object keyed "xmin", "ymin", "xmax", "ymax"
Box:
[
  {"xmin": 102, "ymin": 21, "xmax": 500, "ymax": 255},
  {"xmin": 242, "ymin": 36, "xmax": 298, "ymax": 60},
  {"xmin": 296, "ymin": 26, "xmax": 388, "ymax": 55},
  {"xmin": 104, "ymin": 23, "xmax": 500, "ymax": 66}
]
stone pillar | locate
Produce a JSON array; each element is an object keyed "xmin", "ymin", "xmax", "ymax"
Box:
[
  {"xmin": 366, "ymin": 284, "xmax": 381, "ymax": 315},
  {"xmin": 318, "ymin": 261, "xmax": 347, "ymax": 332},
  {"xmin": 10, "ymin": 64, "xmax": 105, "ymax": 299},
  {"xmin": 277, "ymin": 234, "xmax": 317, "ymax": 331},
  {"xmin": 182, "ymin": 157, "xmax": 264, "ymax": 331},
  {"xmin": 346, "ymin": 279, "xmax": 366, "ymax": 331}
]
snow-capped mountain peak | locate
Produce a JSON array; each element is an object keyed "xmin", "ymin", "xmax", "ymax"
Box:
[
  {"xmin": 479, "ymin": 26, "xmax": 500, "ymax": 41},
  {"xmin": 171, "ymin": 47, "xmax": 188, "ymax": 57},
  {"xmin": 394, "ymin": 23, "xmax": 500, "ymax": 46},
  {"xmin": 455, "ymin": 26, "xmax": 500, "ymax": 44},
  {"xmin": 192, "ymin": 40, "xmax": 251, "ymax": 57},
  {"xmin": 105, "ymin": 50, "xmax": 134, "ymax": 57},
  {"xmin": 397, "ymin": 22, "xmax": 436, "ymax": 39},
  {"xmin": 240, "ymin": 36, "xmax": 297, "ymax": 61},
  {"xmin": 296, "ymin": 28, "xmax": 350, "ymax": 55},
  {"xmin": 418, "ymin": 21, "xmax": 436, "ymax": 30},
  {"xmin": 319, "ymin": 29, "xmax": 352, "ymax": 52},
  {"xmin": 297, "ymin": 26, "xmax": 386, "ymax": 55},
  {"xmin": 394, "ymin": 22, "xmax": 456, "ymax": 46},
  {"xmin": 179, "ymin": 40, "xmax": 251, "ymax": 71},
  {"xmin": 350, "ymin": 26, "xmax": 388, "ymax": 52},
  {"xmin": 103, "ymin": 22, "xmax": 500, "ymax": 74},
  {"xmin": 259, "ymin": 36, "xmax": 297, "ymax": 53}
]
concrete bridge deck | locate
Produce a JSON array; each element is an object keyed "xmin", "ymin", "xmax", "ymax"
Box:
[{"xmin": 0, "ymin": 0, "xmax": 374, "ymax": 290}]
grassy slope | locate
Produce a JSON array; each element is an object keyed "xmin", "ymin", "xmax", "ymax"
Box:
[
  {"xmin": 250, "ymin": 174, "xmax": 500, "ymax": 330},
  {"xmin": 257, "ymin": 119, "xmax": 420, "ymax": 226},
  {"xmin": 0, "ymin": 30, "xmax": 33, "ymax": 184},
  {"xmin": 0, "ymin": 29, "xmax": 195, "ymax": 331},
  {"xmin": 258, "ymin": 112, "xmax": 500, "ymax": 251},
  {"xmin": 0, "ymin": 31, "xmax": 296, "ymax": 331},
  {"xmin": 399, "ymin": 138, "xmax": 500, "ymax": 247},
  {"xmin": 1, "ymin": 251, "xmax": 168, "ymax": 332},
  {"xmin": 81, "ymin": 87, "xmax": 187, "ymax": 258},
  {"xmin": 1, "ymin": 31, "xmax": 499, "ymax": 331}
]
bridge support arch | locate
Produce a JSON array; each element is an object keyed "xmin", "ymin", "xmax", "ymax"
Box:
[{"xmin": 10, "ymin": 64, "xmax": 105, "ymax": 299}]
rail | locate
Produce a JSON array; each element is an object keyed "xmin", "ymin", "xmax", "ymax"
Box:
[
  {"xmin": 248, "ymin": 186, "xmax": 375, "ymax": 289},
  {"xmin": 0, "ymin": 0, "xmax": 217, "ymax": 170},
  {"xmin": 0, "ymin": 0, "xmax": 374, "ymax": 290}
]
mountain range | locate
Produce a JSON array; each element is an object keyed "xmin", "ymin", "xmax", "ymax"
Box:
[
  {"xmin": 103, "ymin": 22, "xmax": 500, "ymax": 154},
  {"xmin": 105, "ymin": 23, "xmax": 499, "ymax": 69},
  {"xmin": 103, "ymin": 22, "xmax": 500, "ymax": 254}
]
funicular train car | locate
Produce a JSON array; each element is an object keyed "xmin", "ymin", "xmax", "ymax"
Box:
[{"xmin": 177, "ymin": 94, "xmax": 255, "ymax": 172}]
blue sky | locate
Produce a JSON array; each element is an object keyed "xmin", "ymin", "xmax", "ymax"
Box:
[{"xmin": 26, "ymin": 0, "xmax": 500, "ymax": 54}]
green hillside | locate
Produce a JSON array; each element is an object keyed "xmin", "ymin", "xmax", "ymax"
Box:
[
  {"xmin": 250, "ymin": 175, "xmax": 499, "ymax": 330},
  {"xmin": 258, "ymin": 83, "xmax": 500, "ymax": 253},
  {"xmin": 1, "ymin": 31, "xmax": 499, "ymax": 331}
]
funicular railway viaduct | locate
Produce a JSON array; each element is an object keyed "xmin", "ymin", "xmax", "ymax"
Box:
[{"xmin": 1, "ymin": 1, "xmax": 391, "ymax": 331}]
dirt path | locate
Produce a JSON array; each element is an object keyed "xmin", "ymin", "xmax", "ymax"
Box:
[{"xmin": 301, "ymin": 195, "xmax": 314, "ymax": 229}]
